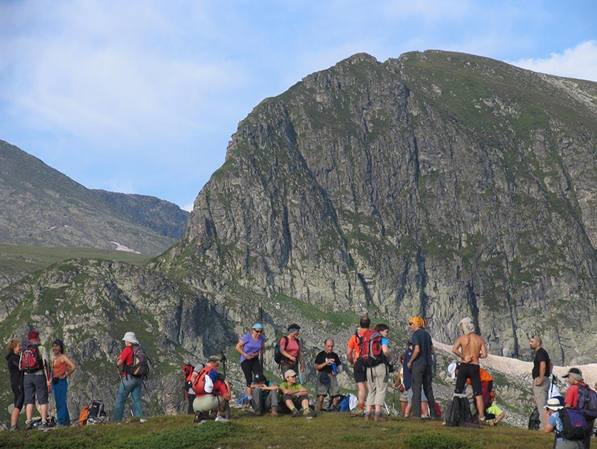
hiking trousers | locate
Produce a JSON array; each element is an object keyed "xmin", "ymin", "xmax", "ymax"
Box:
[
  {"xmin": 250, "ymin": 388, "xmax": 278, "ymax": 414},
  {"xmin": 113, "ymin": 375, "xmax": 143, "ymax": 422},
  {"xmin": 53, "ymin": 378, "xmax": 70, "ymax": 425},
  {"xmin": 532, "ymin": 377, "xmax": 549, "ymax": 430},
  {"xmin": 411, "ymin": 365, "xmax": 438, "ymax": 418},
  {"xmin": 365, "ymin": 363, "xmax": 388, "ymax": 407}
]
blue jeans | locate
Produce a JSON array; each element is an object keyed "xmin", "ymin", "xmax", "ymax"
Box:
[
  {"xmin": 113, "ymin": 375, "xmax": 143, "ymax": 422},
  {"xmin": 53, "ymin": 378, "xmax": 70, "ymax": 425}
]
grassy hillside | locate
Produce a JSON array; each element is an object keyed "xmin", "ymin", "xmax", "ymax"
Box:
[{"xmin": 0, "ymin": 413, "xmax": 567, "ymax": 449}]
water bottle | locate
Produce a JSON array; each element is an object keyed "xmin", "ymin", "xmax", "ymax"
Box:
[{"xmin": 331, "ymin": 361, "xmax": 338, "ymax": 375}]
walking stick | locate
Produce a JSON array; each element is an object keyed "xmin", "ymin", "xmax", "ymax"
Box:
[{"xmin": 259, "ymin": 302, "xmax": 264, "ymax": 371}]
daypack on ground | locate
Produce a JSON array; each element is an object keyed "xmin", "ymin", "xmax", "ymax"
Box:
[
  {"xmin": 20, "ymin": 344, "xmax": 43, "ymax": 373},
  {"xmin": 558, "ymin": 408, "xmax": 588, "ymax": 441},
  {"xmin": 274, "ymin": 337, "xmax": 300, "ymax": 365},
  {"xmin": 528, "ymin": 406, "xmax": 541, "ymax": 430},
  {"xmin": 444, "ymin": 395, "xmax": 472, "ymax": 427},
  {"xmin": 192, "ymin": 367, "xmax": 216, "ymax": 395},
  {"xmin": 128, "ymin": 345, "xmax": 150, "ymax": 378},
  {"xmin": 577, "ymin": 384, "xmax": 597, "ymax": 420},
  {"xmin": 78, "ymin": 400, "xmax": 107, "ymax": 426},
  {"xmin": 358, "ymin": 330, "xmax": 383, "ymax": 367}
]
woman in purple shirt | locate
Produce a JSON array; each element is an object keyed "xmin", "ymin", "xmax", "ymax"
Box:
[{"xmin": 235, "ymin": 323, "xmax": 265, "ymax": 395}]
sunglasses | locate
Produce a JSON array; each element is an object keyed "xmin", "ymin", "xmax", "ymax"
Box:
[
  {"xmin": 408, "ymin": 322, "xmax": 413, "ymax": 326},
  {"xmin": 253, "ymin": 330, "xmax": 263, "ymax": 333}
]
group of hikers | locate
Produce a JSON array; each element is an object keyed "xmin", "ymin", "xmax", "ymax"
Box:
[{"xmin": 5, "ymin": 317, "xmax": 597, "ymax": 448}]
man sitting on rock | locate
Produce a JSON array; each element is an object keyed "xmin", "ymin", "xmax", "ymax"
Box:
[
  {"xmin": 279, "ymin": 369, "xmax": 314, "ymax": 417},
  {"xmin": 249, "ymin": 373, "xmax": 279, "ymax": 416}
]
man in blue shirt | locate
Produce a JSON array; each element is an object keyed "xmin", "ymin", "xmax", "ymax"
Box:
[{"xmin": 406, "ymin": 316, "xmax": 438, "ymax": 419}]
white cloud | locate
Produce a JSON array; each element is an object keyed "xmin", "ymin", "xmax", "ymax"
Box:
[{"xmin": 512, "ymin": 40, "xmax": 597, "ymax": 82}]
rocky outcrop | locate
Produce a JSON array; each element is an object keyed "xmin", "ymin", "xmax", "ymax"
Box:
[{"xmin": 161, "ymin": 50, "xmax": 597, "ymax": 365}]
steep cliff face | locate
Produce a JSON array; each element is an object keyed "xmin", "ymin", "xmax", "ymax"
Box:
[{"xmin": 162, "ymin": 51, "xmax": 597, "ymax": 364}]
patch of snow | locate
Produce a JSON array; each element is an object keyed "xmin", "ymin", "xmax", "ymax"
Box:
[
  {"xmin": 46, "ymin": 226, "xmax": 57, "ymax": 231},
  {"xmin": 110, "ymin": 242, "xmax": 141, "ymax": 254}
]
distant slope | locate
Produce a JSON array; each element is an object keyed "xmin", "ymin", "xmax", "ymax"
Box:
[{"xmin": 0, "ymin": 139, "xmax": 188, "ymax": 254}]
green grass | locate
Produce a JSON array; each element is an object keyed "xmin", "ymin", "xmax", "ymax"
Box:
[
  {"xmin": 0, "ymin": 243, "xmax": 152, "ymax": 279},
  {"xmin": 0, "ymin": 412, "xmax": 565, "ymax": 449}
]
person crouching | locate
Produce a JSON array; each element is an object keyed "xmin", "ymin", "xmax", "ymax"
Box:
[
  {"xmin": 191, "ymin": 356, "xmax": 232, "ymax": 424},
  {"xmin": 280, "ymin": 369, "xmax": 313, "ymax": 417}
]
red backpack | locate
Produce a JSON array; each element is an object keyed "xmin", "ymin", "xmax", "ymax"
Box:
[
  {"xmin": 359, "ymin": 330, "xmax": 383, "ymax": 367},
  {"xmin": 20, "ymin": 344, "xmax": 43, "ymax": 373},
  {"xmin": 192, "ymin": 367, "xmax": 215, "ymax": 396}
]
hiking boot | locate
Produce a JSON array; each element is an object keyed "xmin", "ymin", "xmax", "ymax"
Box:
[
  {"xmin": 374, "ymin": 414, "xmax": 388, "ymax": 422},
  {"xmin": 37, "ymin": 422, "xmax": 48, "ymax": 430},
  {"xmin": 270, "ymin": 407, "xmax": 279, "ymax": 417},
  {"xmin": 291, "ymin": 409, "xmax": 299, "ymax": 418},
  {"xmin": 351, "ymin": 407, "xmax": 364, "ymax": 415},
  {"xmin": 364, "ymin": 414, "xmax": 371, "ymax": 421},
  {"xmin": 302, "ymin": 408, "xmax": 314, "ymax": 417},
  {"xmin": 25, "ymin": 420, "xmax": 33, "ymax": 431},
  {"xmin": 10, "ymin": 425, "xmax": 17, "ymax": 431}
]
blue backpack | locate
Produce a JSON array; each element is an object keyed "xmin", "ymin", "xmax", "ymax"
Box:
[
  {"xmin": 558, "ymin": 408, "xmax": 588, "ymax": 441},
  {"xmin": 577, "ymin": 385, "xmax": 597, "ymax": 420},
  {"xmin": 338, "ymin": 395, "xmax": 351, "ymax": 412}
]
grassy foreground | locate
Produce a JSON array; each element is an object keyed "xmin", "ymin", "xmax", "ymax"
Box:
[{"xmin": 0, "ymin": 412, "xmax": 572, "ymax": 449}]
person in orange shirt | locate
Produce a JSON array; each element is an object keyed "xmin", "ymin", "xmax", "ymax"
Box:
[
  {"xmin": 51, "ymin": 339, "xmax": 76, "ymax": 426},
  {"xmin": 346, "ymin": 316, "xmax": 370, "ymax": 413}
]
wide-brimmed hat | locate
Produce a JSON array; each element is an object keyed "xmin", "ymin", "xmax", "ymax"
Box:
[
  {"xmin": 122, "ymin": 332, "xmax": 139, "ymax": 344},
  {"xmin": 545, "ymin": 398, "xmax": 563, "ymax": 411},
  {"xmin": 562, "ymin": 367, "xmax": 583, "ymax": 382},
  {"xmin": 285, "ymin": 369, "xmax": 298, "ymax": 379}
]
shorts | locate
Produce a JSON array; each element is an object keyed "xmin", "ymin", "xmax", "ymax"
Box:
[
  {"xmin": 408, "ymin": 386, "xmax": 427, "ymax": 404},
  {"xmin": 316, "ymin": 371, "xmax": 340, "ymax": 397},
  {"xmin": 455, "ymin": 363, "xmax": 482, "ymax": 397},
  {"xmin": 353, "ymin": 359, "xmax": 366, "ymax": 384},
  {"xmin": 23, "ymin": 373, "xmax": 49, "ymax": 405},
  {"xmin": 399, "ymin": 387, "xmax": 409, "ymax": 403}
]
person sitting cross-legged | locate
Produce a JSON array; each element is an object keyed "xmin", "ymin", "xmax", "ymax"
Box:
[{"xmin": 279, "ymin": 369, "xmax": 313, "ymax": 417}]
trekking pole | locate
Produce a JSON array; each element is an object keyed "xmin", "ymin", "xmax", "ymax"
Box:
[
  {"xmin": 221, "ymin": 352, "xmax": 227, "ymax": 378},
  {"xmin": 259, "ymin": 302, "xmax": 264, "ymax": 371}
]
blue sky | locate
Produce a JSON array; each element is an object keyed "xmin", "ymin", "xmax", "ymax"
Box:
[{"xmin": 1, "ymin": 0, "xmax": 596, "ymax": 211}]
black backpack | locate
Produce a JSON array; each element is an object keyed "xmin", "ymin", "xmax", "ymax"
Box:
[
  {"xmin": 528, "ymin": 406, "xmax": 541, "ymax": 430},
  {"xmin": 558, "ymin": 408, "xmax": 588, "ymax": 441},
  {"xmin": 128, "ymin": 345, "xmax": 150, "ymax": 378},
  {"xmin": 88, "ymin": 400, "xmax": 106, "ymax": 422},
  {"xmin": 274, "ymin": 337, "xmax": 300, "ymax": 365},
  {"xmin": 445, "ymin": 395, "xmax": 472, "ymax": 427}
]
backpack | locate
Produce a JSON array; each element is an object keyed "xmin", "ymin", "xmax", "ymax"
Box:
[
  {"xmin": 128, "ymin": 345, "xmax": 149, "ymax": 378},
  {"xmin": 20, "ymin": 344, "xmax": 43, "ymax": 373},
  {"xmin": 274, "ymin": 337, "xmax": 300, "ymax": 365},
  {"xmin": 192, "ymin": 367, "xmax": 216, "ymax": 395},
  {"xmin": 528, "ymin": 406, "xmax": 541, "ymax": 430},
  {"xmin": 444, "ymin": 395, "xmax": 472, "ymax": 427},
  {"xmin": 577, "ymin": 384, "xmax": 597, "ymax": 420},
  {"xmin": 87, "ymin": 400, "xmax": 105, "ymax": 422},
  {"xmin": 558, "ymin": 408, "xmax": 588, "ymax": 441},
  {"xmin": 182, "ymin": 364, "xmax": 194, "ymax": 382},
  {"xmin": 359, "ymin": 330, "xmax": 383, "ymax": 367}
]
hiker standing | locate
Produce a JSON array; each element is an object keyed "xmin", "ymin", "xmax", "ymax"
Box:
[
  {"xmin": 236, "ymin": 323, "xmax": 265, "ymax": 396},
  {"xmin": 451, "ymin": 317, "xmax": 487, "ymax": 422},
  {"xmin": 6, "ymin": 339, "xmax": 24, "ymax": 431},
  {"xmin": 192, "ymin": 356, "xmax": 232, "ymax": 423},
  {"xmin": 113, "ymin": 332, "xmax": 144, "ymax": 422},
  {"xmin": 346, "ymin": 316, "xmax": 371, "ymax": 414},
  {"xmin": 364, "ymin": 324, "xmax": 391, "ymax": 422},
  {"xmin": 20, "ymin": 330, "xmax": 51, "ymax": 430},
  {"xmin": 279, "ymin": 369, "xmax": 313, "ymax": 417},
  {"xmin": 406, "ymin": 317, "xmax": 438, "ymax": 419},
  {"xmin": 314, "ymin": 338, "xmax": 342, "ymax": 411},
  {"xmin": 249, "ymin": 373, "xmax": 279, "ymax": 417},
  {"xmin": 530, "ymin": 335, "xmax": 551, "ymax": 430},
  {"xmin": 51, "ymin": 339, "xmax": 76, "ymax": 426},
  {"xmin": 563, "ymin": 368, "xmax": 594, "ymax": 449},
  {"xmin": 279, "ymin": 324, "xmax": 304, "ymax": 376},
  {"xmin": 544, "ymin": 398, "xmax": 585, "ymax": 449}
]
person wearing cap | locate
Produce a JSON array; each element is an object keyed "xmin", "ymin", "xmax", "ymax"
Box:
[
  {"xmin": 191, "ymin": 356, "xmax": 232, "ymax": 423},
  {"xmin": 544, "ymin": 397, "xmax": 584, "ymax": 449},
  {"xmin": 563, "ymin": 368, "xmax": 593, "ymax": 449},
  {"xmin": 314, "ymin": 338, "xmax": 342, "ymax": 412},
  {"xmin": 236, "ymin": 323, "xmax": 265, "ymax": 396},
  {"xmin": 279, "ymin": 369, "xmax": 313, "ymax": 417},
  {"xmin": 530, "ymin": 335, "xmax": 551, "ymax": 430},
  {"xmin": 451, "ymin": 317, "xmax": 488, "ymax": 422},
  {"xmin": 249, "ymin": 373, "xmax": 279, "ymax": 416},
  {"xmin": 279, "ymin": 324, "xmax": 304, "ymax": 375},
  {"xmin": 406, "ymin": 316, "xmax": 438, "ymax": 419},
  {"xmin": 113, "ymin": 332, "xmax": 143, "ymax": 422},
  {"xmin": 51, "ymin": 338, "xmax": 76, "ymax": 426},
  {"xmin": 20, "ymin": 330, "xmax": 51, "ymax": 430},
  {"xmin": 347, "ymin": 316, "xmax": 371, "ymax": 414}
]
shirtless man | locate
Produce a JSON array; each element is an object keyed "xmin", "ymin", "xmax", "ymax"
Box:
[{"xmin": 451, "ymin": 317, "xmax": 488, "ymax": 421}]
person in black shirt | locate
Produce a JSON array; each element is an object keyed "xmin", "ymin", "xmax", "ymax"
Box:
[
  {"xmin": 6, "ymin": 339, "xmax": 24, "ymax": 431},
  {"xmin": 314, "ymin": 338, "xmax": 342, "ymax": 411},
  {"xmin": 530, "ymin": 335, "xmax": 551, "ymax": 430}
]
